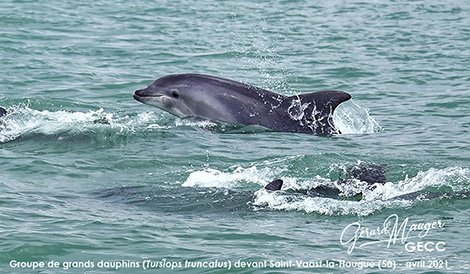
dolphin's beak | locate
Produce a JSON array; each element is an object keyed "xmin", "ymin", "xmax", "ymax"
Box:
[
  {"xmin": 133, "ymin": 89, "xmax": 151, "ymax": 103},
  {"xmin": 133, "ymin": 89, "xmax": 161, "ymax": 103},
  {"xmin": 133, "ymin": 89, "xmax": 146, "ymax": 98},
  {"xmin": 133, "ymin": 90, "xmax": 144, "ymax": 102}
]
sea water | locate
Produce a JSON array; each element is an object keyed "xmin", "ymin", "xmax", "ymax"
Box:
[{"xmin": 1, "ymin": 0, "xmax": 469, "ymax": 273}]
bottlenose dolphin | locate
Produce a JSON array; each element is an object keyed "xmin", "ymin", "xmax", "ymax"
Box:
[
  {"xmin": 0, "ymin": 107, "xmax": 6, "ymax": 118},
  {"xmin": 265, "ymin": 163, "xmax": 387, "ymax": 200},
  {"xmin": 133, "ymin": 74, "xmax": 351, "ymax": 134}
]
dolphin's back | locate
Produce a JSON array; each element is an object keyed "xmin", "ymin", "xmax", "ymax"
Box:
[
  {"xmin": 181, "ymin": 74, "xmax": 286, "ymax": 105},
  {"xmin": 179, "ymin": 74, "xmax": 351, "ymax": 134},
  {"xmin": 0, "ymin": 107, "xmax": 7, "ymax": 118}
]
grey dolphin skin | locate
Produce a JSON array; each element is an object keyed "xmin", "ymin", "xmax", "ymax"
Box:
[
  {"xmin": 265, "ymin": 163, "xmax": 387, "ymax": 200},
  {"xmin": 133, "ymin": 74, "xmax": 351, "ymax": 134},
  {"xmin": 0, "ymin": 107, "xmax": 6, "ymax": 118}
]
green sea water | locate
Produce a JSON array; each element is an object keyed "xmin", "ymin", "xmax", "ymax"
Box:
[{"xmin": 1, "ymin": 0, "xmax": 469, "ymax": 273}]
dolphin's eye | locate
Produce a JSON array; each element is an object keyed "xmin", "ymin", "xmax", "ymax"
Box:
[{"xmin": 171, "ymin": 90, "xmax": 180, "ymax": 99}]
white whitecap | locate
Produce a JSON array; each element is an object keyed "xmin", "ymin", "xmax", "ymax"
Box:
[
  {"xmin": 182, "ymin": 166, "xmax": 277, "ymax": 189},
  {"xmin": 0, "ymin": 104, "xmax": 167, "ymax": 143},
  {"xmin": 253, "ymin": 167, "xmax": 469, "ymax": 216}
]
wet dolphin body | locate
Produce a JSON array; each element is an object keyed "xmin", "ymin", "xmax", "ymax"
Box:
[
  {"xmin": 265, "ymin": 163, "xmax": 387, "ymax": 200},
  {"xmin": 0, "ymin": 107, "xmax": 6, "ymax": 118},
  {"xmin": 264, "ymin": 163, "xmax": 469, "ymax": 202},
  {"xmin": 133, "ymin": 74, "xmax": 351, "ymax": 134}
]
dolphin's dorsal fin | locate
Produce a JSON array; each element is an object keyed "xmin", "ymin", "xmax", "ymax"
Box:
[
  {"xmin": 282, "ymin": 91, "xmax": 351, "ymax": 134},
  {"xmin": 294, "ymin": 90, "xmax": 351, "ymax": 112},
  {"xmin": 265, "ymin": 179, "xmax": 284, "ymax": 191},
  {"xmin": 0, "ymin": 107, "xmax": 7, "ymax": 118}
]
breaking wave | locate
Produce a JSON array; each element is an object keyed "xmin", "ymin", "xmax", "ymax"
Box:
[
  {"xmin": 183, "ymin": 166, "xmax": 275, "ymax": 189},
  {"xmin": 183, "ymin": 165, "xmax": 470, "ymax": 216},
  {"xmin": 0, "ymin": 104, "xmax": 167, "ymax": 143}
]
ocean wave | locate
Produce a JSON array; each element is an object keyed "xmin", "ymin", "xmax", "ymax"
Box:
[
  {"xmin": 0, "ymin": 99, "xmax": 380, "ymax": 142},
  {"xmin": 0, "ymin": 104, "xmax": 168, "ymax": 143},
  {"xmin": 182, "ymin": 165, "xmax": 470, "ymax": 216},
  {"xmin": 182, "ymin": 166, "xmax": 276, "ymax": 189}
]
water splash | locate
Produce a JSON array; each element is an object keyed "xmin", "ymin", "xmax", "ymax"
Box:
[
  {"xmin": 0, "ymin": 104, "xmax": 166, "ymax": 143},
  {"xmin": 182, "ymin": 164, "xmax": 470, "ymax": 216},
  {"xmin": 333, "ymin": 100, "xmax": 382, "ymax": 134},
  {"xmin": 287, "ymin": 97, "xmax": 311, "ymax": 121},
  {"xmin": 0, "ymin": 98, "xmax": 382, "ymax": 141},
  {"xmin": 182, "ymin": 166, "xmax": 275, "ymax": 189},
  {"xmin": 174, "ymin": 118, "xmax": 218, "ymax": 131},
  {"xmin": 254, "ymin": 167, "xmax": 469, "ymax": 216}
]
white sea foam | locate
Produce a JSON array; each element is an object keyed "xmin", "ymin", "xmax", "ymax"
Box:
[
  {"xmin": 0, "ymin": 104, "xmax": 166, "ymax": 143},
  {"xmin": 183, "ymin": 165, "xmax": 469, "ymax": 216},
  {"xmin": 363, "ymin": 166, "xmax": 470, "ymax": 201},
  {"xmin": 255, "ymin": 167, "xmax": 470, "ymax": 216},
  {"xmin": 174, "ymin": 118, "xmax": 218, "ymax": 129},
  {"xmin": 182, "ymin": 166, "xmax": 274, "ymax": 189}
]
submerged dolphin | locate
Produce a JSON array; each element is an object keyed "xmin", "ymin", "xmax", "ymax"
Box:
[
  {"xmin": 133, "ymin": 74, "xmax": 351, "ymax": 134},
  {"xmin": 265, "ymin": 163, "xmax": 387, "ymax": 200}
]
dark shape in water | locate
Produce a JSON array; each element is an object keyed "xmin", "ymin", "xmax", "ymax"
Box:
[
  {"xmin": 133, "ymin": 74, "xmax": 351, "ymax": 135},
  {"xmin": 0, "ymin": 107, "xmax": 6, "ymax": 118},
  {"xmin": 264, "ymin": 179, "xmax": 284, "ymax": 191},
  {"xmin": 96, "ymin": 185, "xmax": 253, "ymax": 214},
  {"xmin": 337, "ymin": 163, "xmax": 387, "ymax": 186},
  {"xmin": 265, "ymin": 163, "xmax": 387, "ymax": 200}
]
